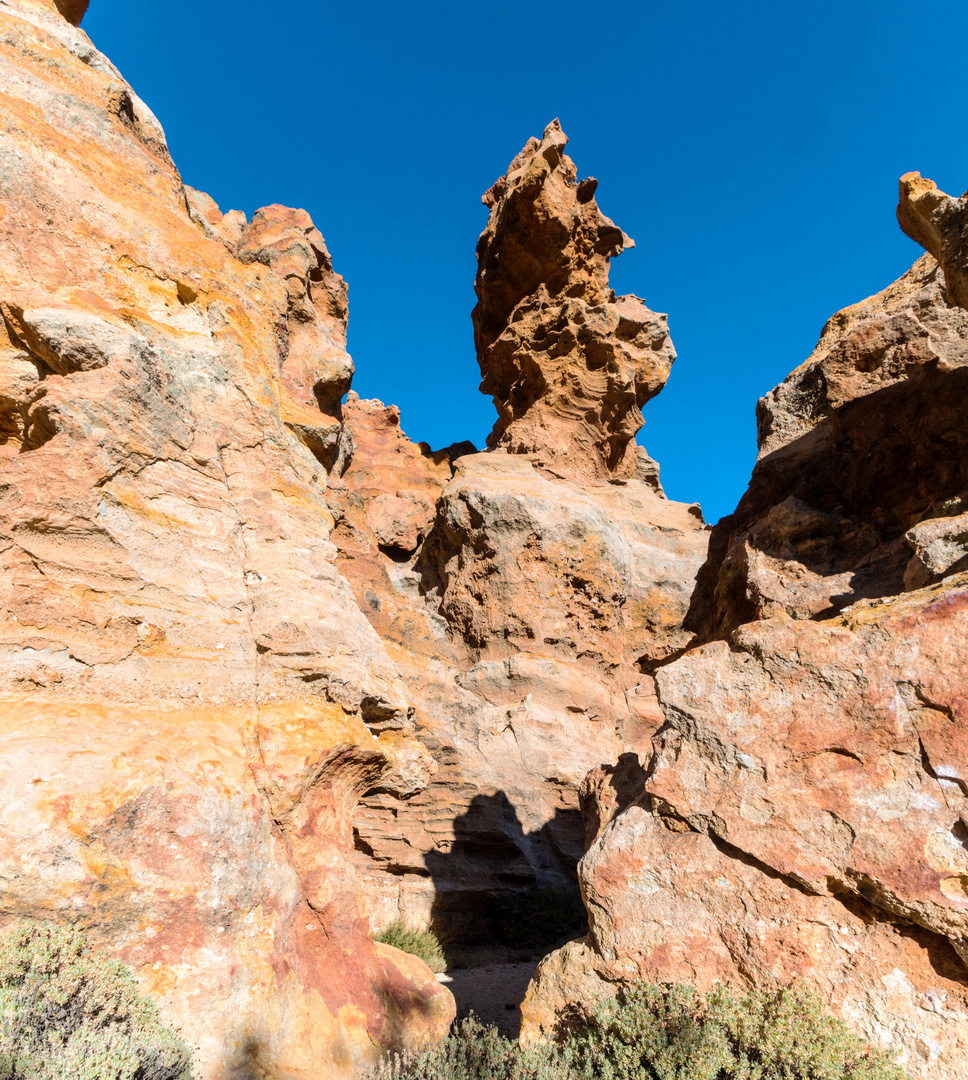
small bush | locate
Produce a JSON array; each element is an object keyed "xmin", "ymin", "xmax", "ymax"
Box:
[
  {"xmin": 370, "ymin": 1014, "xmax": 565, "ymax": 1080},
  {"xmin": 376, "ymin": 922, "xmax": 448, "ymax": 974},
  {"xmin": 705, "ymin": 982, "xmax": 906, "ymax": 1080},
  {"xmin": 0, "ymin": 921, "xmax": 192, "ymax": 1080},
  {"xmin": 374, "ymin": 981, "xmax": 907, "ymax": 1080},
  {"xmin": 493, "ymin": 888, "xmax": 586, "ymax": 950}
]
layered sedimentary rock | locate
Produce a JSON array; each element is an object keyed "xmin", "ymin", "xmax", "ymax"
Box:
[
  {"xmin": 0, "ymin": 3, "xmax": 452, "ymax": 1076},
  {"xmin": 692, "ymin": 240, "xmax": 968, "ymax": 640},
  {"xmin": 326, "ymin": 128, "xmax": 706, "ymax": 933},
  {"xmin": 332, "ymin": 394, "xmax": 706, "ymax": 935},
  {"xmin": 524, "ymin": 186, "xmax": 968, "ymax": 1078},
  {"xmin": 13, "ymin": 2, "xmax": 967, "ymax": 1075},
  {"xmin": 472, "ymin": 120, "xmax": 676, "ymax": 481}
]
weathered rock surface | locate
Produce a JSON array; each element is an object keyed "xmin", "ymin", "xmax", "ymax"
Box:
[
  {"xmin": 12, "ymin": 4, "xmax": 966, "ymax": 1075},
  {"xmin": 329, "ymin": 397, "xmax": 707, "ymax": 935},
  {"xmin": 898, "ymin": 172, "xmax": 968, "ymax": 311},
  {"xmin": 524, "ymin": 191, "xmax": 968, "ymax": 1078},
  {"xmin": 525, "ymin": 579, "xmax": 968, "ymax": 1076},
  {"xmin": 237, "ymin": 202, "xmax": 356, "ymax": 475},
  {"xmin": 0, "ymin": 2, "xmax": 451, "ymax": 1075},
  {"xmin": 692, "ymin": 246, "xmax": 968, "ymax": 640},
  {"xmin": 472, "ymin": 120, "xmax": 675, "ymax": 481}
]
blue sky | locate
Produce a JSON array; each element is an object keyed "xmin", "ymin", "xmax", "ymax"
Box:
[{"xmin": 83, "ymin": 1, "xmax": 968, "ymax": 523}]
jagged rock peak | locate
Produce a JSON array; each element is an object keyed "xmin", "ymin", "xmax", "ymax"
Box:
[
  {"xmin": 472, "ymin": 119, "xmax": 675, "ymax": 481},
  {"xmin": 898, "ymin": 171, "xmax": 968, "ymax": 310},
  {"xmin": 524, "ymin": 173, "xmax": 968, "ymax": 1080}
]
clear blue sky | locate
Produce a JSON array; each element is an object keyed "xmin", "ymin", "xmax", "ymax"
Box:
[{"xmin": 83, "ymin": 1, "xmax": 968, "ymax": 523}]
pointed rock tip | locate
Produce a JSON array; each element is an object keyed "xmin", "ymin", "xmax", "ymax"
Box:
[
  {"xmin": 543, "ymin": 118, "xmax": 567, "ymax": 143},
  {"xmin": 53, "ymin": 0, "xmax": 89, "ymax": 25},
  {"xmin": 899, "ymin": 171, "xmax": 941, "ymax": 200}
]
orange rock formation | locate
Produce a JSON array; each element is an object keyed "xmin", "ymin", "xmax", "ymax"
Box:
[
  {"xmin": 523, "ymin": 185, "xmax": 968, "ymax": 1079},
  {"xmin": 0, "ymin": 2, "xmax": 451, "ymax": 1075},
  {"xmin": 328, "ymin": 137, "xmax": 706, "ymax": 935},
  {"xmin": 3, "ymin": 3, "xmax": 968, "ymax": 1078},
  {"xmin": 472, "ymin": 120, "xmax": 676, "ymax": 481}
]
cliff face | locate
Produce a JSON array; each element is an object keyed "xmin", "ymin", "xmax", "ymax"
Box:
[
  {"xmin": 332, "ymin": 128, "xmax": 707, "ymax": 933},
  {"xmin": 523, "ymin": 181, "xmax": 968, "ymax": 1078},
  {"xmin": 0, "ymin": 3, "xmax": 705, "ymax": 1069},
  {"xmin": 0, "ymin": 3, "xmax": 451, "ymax": 1075},
  {"xmin": 6, "ymin": 3, "xmax": 968, "ymax": 1077},
  {"xmin": 690, "ymin": 248, "xmax": 968, "ymax": 640}
]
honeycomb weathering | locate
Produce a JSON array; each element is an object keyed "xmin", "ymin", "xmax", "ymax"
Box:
[{"xmin": 472, "ymin": 119, "xmax": 675, "ymax": 480}]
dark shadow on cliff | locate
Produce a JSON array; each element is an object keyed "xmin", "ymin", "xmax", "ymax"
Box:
[
  {"xmin": 684, "ymin": 363, "xmax": 968, "ymax": 642},
  {"xmin": 423, "ymin": 790, "xmax": 586, "ymax": 948}
]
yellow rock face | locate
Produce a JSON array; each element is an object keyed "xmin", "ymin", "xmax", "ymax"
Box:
[{"xmin": 0, "ymin": 2, "xmax": 452, "ymax": 1074}]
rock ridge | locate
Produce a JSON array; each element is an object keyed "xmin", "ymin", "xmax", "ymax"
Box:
[
  {"xmin": 0, "ymin": 3, "xmax": 452, "ymax": 1075},
  {"xmin": 7, "ymin": 4, "xmax": 968, "ymax": 1077},
  {"xmin": 688, "ymin": 238, "xmax": 968, "ymax": 641}
]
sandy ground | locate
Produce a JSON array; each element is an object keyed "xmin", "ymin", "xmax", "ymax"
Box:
[{"xmin": 435, "ymin": 946, "xmax": 543, "ymax": 1038}]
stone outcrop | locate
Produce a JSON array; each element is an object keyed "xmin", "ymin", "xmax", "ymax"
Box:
[
  {"xmin": 297, "ymin": 125, "xmax": 707, "ymax": 939},
  {"xmin": 14, "ymin": 0, "xmax": 88, "ymax": 25},
  {"xmin": 472, "ymin": 120, "xmax": 676, "ymax": 481},
  {"xmin": 690, "ymin": 245, "xmax": 968, "ymax": 641},
  {"xmin": 898, "ymin": 172, "xmax": 968, "ymax": 310},
  {"xmin": 329, "ymin": 395, "xmax": 707, "ymax": 936},
  {"xmin": 523, "ymin": 187, "xmax": 968, "ymax": 1078},
  {"xmin": 526, "ymin": 578, "xmax": 968, "ymax": 1077},
  {"xmin": 328, "ymin": 130, "xmax": 704, "ymax": 937},
  {"xmin": 0, "ymin": 7, "xmax": 702, "ymax": 1066},
  {"xmin": 236, "ymin": 202, "xmax": 356, "ymax": 475},
  {"xmin": 8, "ymin": 2, "xmax": 968, "ymax": 1076},
  {"xmin": 0, "ymin": 3, "xmax": 451, "ymax": 1076}
]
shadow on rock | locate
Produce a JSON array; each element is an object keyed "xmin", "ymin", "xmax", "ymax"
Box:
[{"xmin": 424, "ymin": 790, "xmax": 586, "ymax": 948}]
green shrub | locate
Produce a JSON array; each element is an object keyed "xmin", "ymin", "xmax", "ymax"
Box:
[
  {"xmin": 0, "ymin": 921, "xmax": 192, "ymax": 1080},
  {"xmin": 369, "ymin": 1014, "xmax": 565, "ymax": 1080},
  {"xmin": 376, "ymin": 922, "xmax": 448, "ymax": 974},
  {"xmin": 493, "ymin": 888, "xmax": 586, "ymax": 950},
  {"xmin": 374, "ymin": 981, "xmax": 907, "ymax": 1080},
  {"xmin": 573, "ymin": 981, "xmax": 907, "ymax": 1080}
]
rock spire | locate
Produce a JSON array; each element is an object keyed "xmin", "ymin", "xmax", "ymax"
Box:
[{"xmin": 472, "ymin": 119, "xmax": 674, "ymax": 480}]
